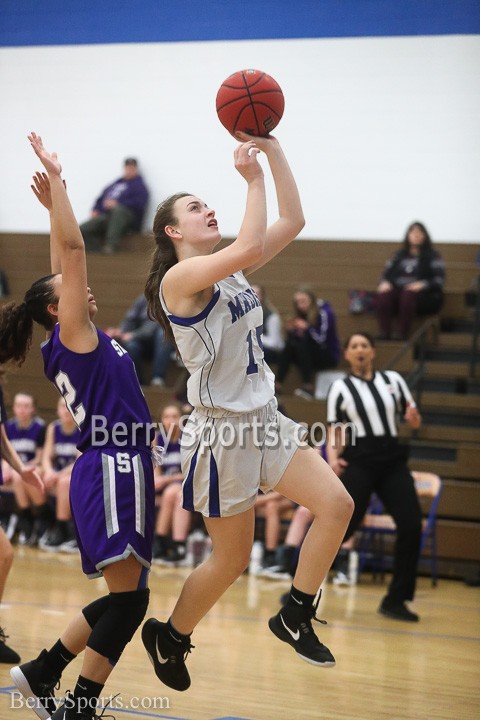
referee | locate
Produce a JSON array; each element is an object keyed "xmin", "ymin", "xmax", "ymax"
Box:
[{"xmin": 327, "ymin": 332, "xmax": 422, "ymax": 622}]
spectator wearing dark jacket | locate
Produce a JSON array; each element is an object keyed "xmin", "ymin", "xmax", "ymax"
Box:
[
  {"xmin": 376, "ymin": 221, "xmax": 445, "ymax": 340},
  {"xmin": 80, "ymin": 158, "xmax": 149, "ymax": 254},
  {"xmin": 275, "ymin": 287, "xmax": 340, "ymax": 399},
  {"xmin": 105, "ymin": 295, "xmax": 174, "ymax": 386}
]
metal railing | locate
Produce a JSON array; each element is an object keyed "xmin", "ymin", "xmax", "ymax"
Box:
[
  {"xmin": 382, "ymin": 316, "xmax": 440, "ymax": 410},
  {"xmin": 469, "ymin": 274, "xmax": 480, "ymax": 379}
]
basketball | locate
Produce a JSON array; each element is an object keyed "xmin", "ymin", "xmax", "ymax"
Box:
[{"xmin": 216, "ymin": 69, "xmax": 284, "ymax": 138}]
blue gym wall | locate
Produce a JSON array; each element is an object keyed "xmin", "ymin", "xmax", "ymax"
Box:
[{"xmin": 1, "ymin": 0, "xmax": 479, "ymax": 46}]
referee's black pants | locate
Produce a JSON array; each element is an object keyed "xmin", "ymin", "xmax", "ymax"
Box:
[{"xmin": 340, "ymin": 460, "xmax": 422, "ymax": 603}]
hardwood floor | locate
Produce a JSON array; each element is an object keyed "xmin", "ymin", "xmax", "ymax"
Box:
[{"xmin": 0, "ymin": 548, "xmax": 479, "ymax": 720}]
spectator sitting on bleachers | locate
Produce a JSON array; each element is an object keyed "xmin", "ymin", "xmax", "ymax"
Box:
[
  {"xmin": 261, "ymin": 505, "xmax": 314, "ymax": 581},
  {"xmin": 38, "ymin": 398, "xmax": 80, "ymax": 552},
  {"xmin": 1, "ymin": 393, "xmax": 50, "ymax": 545},
  {"xmin": 254, "ymin": 491, "xmax": 296, "ymax": 573},
  {"xmin": 376, "ymin": 221, "xmax": 445, "ymax": 340},
  {"xmin": 105, "ymin": 294, "xmax": 175, "ymax": 387},
  {"xmin": 0, "ymin": 372, "xmax": 43, "ymax": 664},
  {"xmin": 79, "ymin": 157, "xmax": 149, "ymax": 254},
  {"xmin": 251, "ymin": 284, "xmax": 284, "ymax": 366},
  {"xmin": 275, "ymin": 287, "xmax": 340, "ymax": 399},
  {"xmin": 260, "ymin": 445, "xmax": 327, "ymax": 580},
  {"xmin": 152, "ymin": 404, "xmax": 192, "ymax": 566}
]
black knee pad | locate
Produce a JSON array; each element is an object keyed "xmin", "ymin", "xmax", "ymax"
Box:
[
  {"xmin": 87, "ymin": 588, "xmax": 150, "ymax": 663},
  {"xmin": 82, "ymin": 595, "xmax": 110, "ymax": 629}
]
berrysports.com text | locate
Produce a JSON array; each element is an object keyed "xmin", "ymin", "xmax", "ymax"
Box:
[
  {"xmin": 90, "ymin": 414, "xmax": 356, "ymax": 456},
  {"xmin": 10, "ymin": 691, "xmax": 170, "ymax": 712}
]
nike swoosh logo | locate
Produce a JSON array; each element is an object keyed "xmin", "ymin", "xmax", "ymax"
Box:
[
  {"xmin": 290, "ymin": 595, "xmax": 303, "ymax": 605},
  {"xmin": 156, "ymin": 638, "xmax": 169, "ymax": 664},
  {"xmin": 280, "ymin": 614, "xmax": 300, "ymax": 641}
]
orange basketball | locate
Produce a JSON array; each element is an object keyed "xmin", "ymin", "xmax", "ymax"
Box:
[{"xmin": 216, "ymin": 69, "xmax": 285, "ymax": 138}]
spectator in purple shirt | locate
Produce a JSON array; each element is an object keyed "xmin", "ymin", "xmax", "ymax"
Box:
[
  {"xmin": 80, "ymin": 157, "xmax": 149, "ymax": 254},
  {"xmin": 275, "ymin": 287, "xmax": 340, "ymax": 400}
]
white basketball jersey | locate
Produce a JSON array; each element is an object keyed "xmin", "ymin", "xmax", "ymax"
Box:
[{"xmin": 160, "ymin": 272, "xmax": 275, "ymax": 412}]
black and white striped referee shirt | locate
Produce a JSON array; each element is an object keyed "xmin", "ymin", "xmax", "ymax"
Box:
[{"xmin": 327, "ymin": 370, "xmax": 415, "ymax": 438}]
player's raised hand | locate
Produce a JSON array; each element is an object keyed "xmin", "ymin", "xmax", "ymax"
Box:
[
  {"xmin": 31, "ymin": 171, "xmax": 67, "ymax": 211},
  {"xmin": 234, "ymin": 139, "xmax": 263, "ymax": 183},
  {"xmin": 31, "ymin": 171, "xmax": 53, "ymax": 210},
  {"xmin": 235, "ymin": 130, "xmax": 278, "ymax": 153},
  {"xmin": 28, "ymin": 132, "xmax": 62, "ymax": 177}
]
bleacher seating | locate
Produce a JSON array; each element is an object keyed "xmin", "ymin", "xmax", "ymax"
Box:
[{"xmin": 1, "ymin": 232, "xmax": 478, "ymax": 579}]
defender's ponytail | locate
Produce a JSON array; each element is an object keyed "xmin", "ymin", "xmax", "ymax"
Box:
[{"xmin": 0, "ymin": 274, "xmax": 57, "ymax": 365}]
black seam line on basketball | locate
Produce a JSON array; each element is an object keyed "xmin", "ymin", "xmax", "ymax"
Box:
[
  {"xmin": 245, "ymin": 102, "xmax": 282, "ymax": 118},
  {"xmin": 242, "ymin": 70, "xmax": 263, "ymax": 135},
  {"xmin": 221, "ymin": 77, "xmax": 265, "ymax": 89},
  {"xmin": 229, "ymin": 101, "xmax": 283, "ymax": 130},
  {"xmin": 240, "ymin": 72, "xmax": 265, "ymax": 90},
  {"xmin": 216, "ymin": 90, "xmax": 283, "ymax": 112}
]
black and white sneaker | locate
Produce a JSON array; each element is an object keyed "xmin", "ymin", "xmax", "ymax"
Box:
[
  {"xmin": 49, "ymin": 691, "xmax": 105, "ymax": 720},
  {"xmin": 10, "ymin": 648, "xmax": 59, "ymax": 719},
  {"xmin": 142, "ymin": 618, "xmax": 193, "ymax": 691},
  {"xmin": 0, "ymin": 627, "xmax": 20, "ymax": 664},
  {"xmin": 59, "ymin": 538, "xmax": 79, "ymax": 554},
  {"xmin": 38, "ymin": 526, "xmax": 65, "ymax": 553},
  {"xmin": 268, "ymin": 596, "xmax": 335, "ymax": 667},
  {"xmin": 260, "ymin": 565, "xmax": 292, "ymax": 581}
]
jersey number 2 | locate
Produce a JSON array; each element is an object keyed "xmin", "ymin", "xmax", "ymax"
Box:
[{"xmin": 55, "ymin": 371, "xmax": 86, "ymax": 427}]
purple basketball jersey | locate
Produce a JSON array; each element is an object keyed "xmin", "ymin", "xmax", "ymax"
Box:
[
  {"xmin": 155, "ymin": 435, "xmax": 182, "ymax": 477},
  {"xmin": 42, "ymin": 325, "xmax": 154, "ymax": 451},
  {"xmin": 52, "ymin": 420, "xmax": 80, "ymax": 470},
  {"xmin": 5, "ymin": 416, "xmax": 46, "ymax": 464}
]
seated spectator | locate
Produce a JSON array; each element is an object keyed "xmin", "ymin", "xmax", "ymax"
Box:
[
  {"xmin": 275, "ymin": 287, "xmax": 340, "ymax": 399},
  {"xmin": 330, "ymin": 537, "xmax": 357, "ymax": 587},
  {"xmin": 259, "ymin": 445, "xmax": 328, "ymax": 581},
  {"xmin": 261, "ymin": 505, "xmax": 314, "ymax": 581},
  {"xmin": 38, "ymin": 398, "xmax": 80, "ymax": 552},
  {"xmin": 0, "ymin": 374, "xmax": 43, "ymax": 664},
  {"xmin": 254, "ymin": 491, "xmax": 296, "ymax": 573},
  {"xmin": 376, "ymin": 221, "xmax": 445, "ymax": 340},
  {"xmin": 80, "ymin": 157, "xmax": 149, "ymax": 254},
  {"xmin": 251, "ymin": 284, "xmax": 284, "ymax": 366},
  {"xmin": 152, "ymin": 404, "xmax": 192, "ymax": 565},
  {"xmin": 105, "ymin": 294, "xmax": 174, "ymax": 386},
  {"xmin": 1, "ymin": 393, "xmax": 49, "ymax": 545}
]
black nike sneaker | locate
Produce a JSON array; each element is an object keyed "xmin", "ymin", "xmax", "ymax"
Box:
[
  {"xmin": 142, "ymin": 618, "xmax": 194, "ymax": 691},
  {"xmin": 10, "ymin": 648, "xmax": 59, "ymax": 719},
  {"xmin": 268, "ymin": 594, "xmax": 335, "ymax": 667}
]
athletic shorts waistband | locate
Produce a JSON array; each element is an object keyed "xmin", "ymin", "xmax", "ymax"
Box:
[{"xmin": 193, "ymin": 397, "xmax": 277, "ymax": 420}]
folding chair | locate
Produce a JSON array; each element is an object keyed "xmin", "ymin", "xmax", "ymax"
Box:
[{"xmin": 356, "ymin": 471, "xmax": 443, "ymax": 586}]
